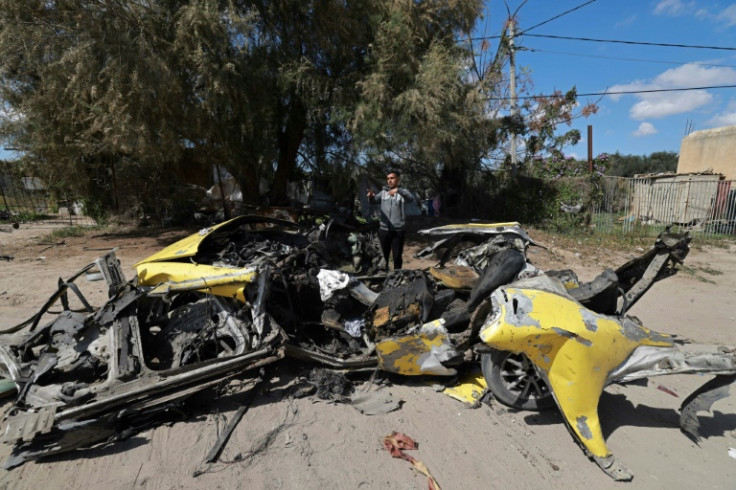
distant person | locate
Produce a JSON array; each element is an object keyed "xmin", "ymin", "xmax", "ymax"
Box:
[
  {"xmin": 366, "ymin": 170, "xmax": 414, "ymax": 270},
  {"xmin": 432, "ymin": 194, "xmax": 441, "ymax": 217},
  {"xmin": 424, "ymin": 189, "xmax": 434, "ymax": 217}
]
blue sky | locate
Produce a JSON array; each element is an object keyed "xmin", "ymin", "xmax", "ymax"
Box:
[{"xmin": 480, "ymin": 0, "xmax": 736, "ymax": 158}]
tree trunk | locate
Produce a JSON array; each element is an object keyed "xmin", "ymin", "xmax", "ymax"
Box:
[
  {"xmin": 238, "ymin": 164, "xmax": 261, "ymax": 206},
  {"xmin": 271, "ymin": 100, "xmax": 306, "ymax": 205},
  {"xmin": 439, "ymin": 162, "xmax": 467, "ymax": 218}
]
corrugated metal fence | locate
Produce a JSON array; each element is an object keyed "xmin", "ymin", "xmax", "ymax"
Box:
[
  {"xmin": 0, "ymin": 167, "xmax": 96, "ymax": 226},
  {"xmin": 592, "ymin": 175, "xmax": 736, "ymax": 237}
]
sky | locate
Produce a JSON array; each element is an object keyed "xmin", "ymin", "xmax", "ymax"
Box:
[{"xmin": 479, "ymin": 0, "xmax": 736, "ymax": 159}]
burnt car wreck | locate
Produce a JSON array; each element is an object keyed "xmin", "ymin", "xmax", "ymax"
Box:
[{"xmin": 0, "ymin": 215, "xmax": 734, "ymax": 481}]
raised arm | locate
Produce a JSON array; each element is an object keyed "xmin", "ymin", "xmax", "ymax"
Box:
[{"xmin": 396, "ymin": 187, "xmax": 414, "ymax": 202}]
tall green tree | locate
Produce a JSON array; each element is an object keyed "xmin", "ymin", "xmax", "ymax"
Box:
[
  {"xmin": 0, "ymin": 1, "xmax": 190, "ymax": 200},
  {"xmin": 352, "ymin": 0, "xmax": 488, "ymax": 201}
]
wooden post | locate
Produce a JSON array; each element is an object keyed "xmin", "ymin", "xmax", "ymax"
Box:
[{"xmin": 587, "ymin": 125, "xmax": 593, "ymax": 174}]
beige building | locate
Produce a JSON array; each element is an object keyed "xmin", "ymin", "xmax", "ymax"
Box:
[{"xmin": 677, "ymin": 125, "xmax": 736, "ymax": 180}]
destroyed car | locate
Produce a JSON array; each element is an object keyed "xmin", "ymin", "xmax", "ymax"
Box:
[
  {"xmin": 0, "ymin": 215, "xmax": 734, "ymax": 481},
  {"xmin": 0, "ymin": 232, "xmax": 286, "ymax": 468}
]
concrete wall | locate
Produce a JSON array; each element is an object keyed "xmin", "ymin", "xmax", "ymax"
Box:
[{"xmin": 678, "ymin": 125, "xmax": 736, "ymax": 180}]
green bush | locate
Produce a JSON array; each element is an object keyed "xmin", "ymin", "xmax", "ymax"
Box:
[{"xmin": 81, "ymin": 197, "xmax": 108, "ymax": 225}]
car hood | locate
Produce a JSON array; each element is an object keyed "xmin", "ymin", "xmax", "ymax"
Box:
[{"xmin": 134, "ymin": 215, "xmax": 299, "ymax": 267}]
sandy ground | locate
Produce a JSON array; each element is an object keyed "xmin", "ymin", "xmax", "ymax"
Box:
[{"xmin": 0, "ymin": 219, "xmax": 735, "ymax": 489}]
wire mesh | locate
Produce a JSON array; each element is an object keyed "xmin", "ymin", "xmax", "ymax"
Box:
[{"xmin": 0, "ymin": 169, "xmax": 96, "ymax": 227}]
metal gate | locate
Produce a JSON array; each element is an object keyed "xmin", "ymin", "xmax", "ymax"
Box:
[
  {"xmin": 0, "ymin": 165, "xmax": 96, "ymax": 226},
  {"xmin": 592, "ymin": 175, "xmax": 736, "ymax": 237}
]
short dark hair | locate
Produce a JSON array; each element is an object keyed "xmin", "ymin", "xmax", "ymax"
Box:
[{"xmin": 386, "ymin": 170, "xmax": 400, "ymax": 177}]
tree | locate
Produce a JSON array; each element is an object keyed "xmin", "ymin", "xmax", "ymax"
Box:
[
  {"xmin": 352, "ymin": 0, "xmax": 497, "ymax": 211},
  {"xmin": 608, "ymin": 151, "xmax": 678, "ymax": 177},
  {"xmin": 0, "ymin": 1, "xmax": 191, "ymax": 202}
]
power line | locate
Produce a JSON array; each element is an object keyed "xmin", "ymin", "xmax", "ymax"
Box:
[
  {"xmin": 489, "ymin": 84, "xmax": 736, "ymax": 100},
  {"xmin": 523, "ymin": 33, "xmax": 736, "ymax": 51},
  {"xmin": 521, "ymin": 0, "xmax": 599, "ymax": 34},
  {"xmin": 467, "ymin": 34, "xmax": 502, "ymax": 41},
  {"xmin": 526, "ymin": 47, "xmax": 736, "ymax": 69}
]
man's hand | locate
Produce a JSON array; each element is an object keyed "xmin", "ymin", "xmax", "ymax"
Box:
[
  {"xmin": 388, "ymin": 188, "xmax": 398, "ymax": 196},
  {"xmin": 366, "ymin": 188, "xmax": 375, "ymax": 198}
]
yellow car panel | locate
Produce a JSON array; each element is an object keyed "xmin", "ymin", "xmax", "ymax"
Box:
[
  {"xmin": 136, "ymin": 262, "xmax": 256, "ymax": 302},
  {"xmin": 376, "ymin": 333, "xmax": 457, "ymax": 376},
  {"xmin": 134, "ymin": 217, "xmax": 242, "ymax": 266},
  {"xmin": 480, "ymin": 287, "xmax": 673, "ymax": 459},
  {"xmin": 442, "ymin": 368, "xmax": 487, "ymax": 405}
]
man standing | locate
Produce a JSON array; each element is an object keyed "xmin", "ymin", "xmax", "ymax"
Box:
[{"xmin": 367, "ymin": 170, "xmax": 414, "ymax": 270}]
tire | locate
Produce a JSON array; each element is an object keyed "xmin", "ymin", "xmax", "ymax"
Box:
[{"xmin": 481, "ymin": 349, "xmax": 555, "ymax": 411}]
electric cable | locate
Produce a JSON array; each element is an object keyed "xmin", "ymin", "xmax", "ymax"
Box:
[
  {"xmin": 488, "ymin": 84, "xmax": 736, "ymax": 100},
  {"xmin": 526, "ymin": 47, "xmax": 736, "ymax": 69},
  {"xmin": 521, "ymin": 0, "xmax": 600, "ymax": 34},
  {"xmin": 522, "ymin": 33, "xmax": 736, "ymax": 51}
]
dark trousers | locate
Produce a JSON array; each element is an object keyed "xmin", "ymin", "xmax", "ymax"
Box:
[{"xmin": 378, "ymin": 229, "xmax": 405, "ymax": 270}]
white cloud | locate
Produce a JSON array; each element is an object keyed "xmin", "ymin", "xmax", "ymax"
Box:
[
  {"xmin": 679, "ymin": 3, "xmax": 736, "ymax": 26},
  {"xmin": 615, "ymin": 15, "xmax": 637, "ymax": 28},
  {"xmin": 633, "ymin": 122, "xmax": 658, "ymax": 136},
  {"xmin": 654, "ymin": 2, "xmax": 736, "ymax": 27},
  {"xmin": 695, "ymin": 8, "xmax": 710, "ymax": 19},
  {"xmin": 653, "ymin": 0, "xmax": 695, "ymax": 16},
  {"xmin": 656, "ymin": 63, "xmax": 736, "ymax": 86},
  {"xmin": 606, "ymin": 80, "xmax": 651, "ymax": 102},
  {"xmin": 608, "ymin": 64, "xmax": 736, "ymax": 119},
  {"xmin": 630, "ymin": 91, "xmax": 712, "ymax": 119},
  {"xmin": 708, "ymin": 111, "xmax": 736, "ymax": 126},
  {"xmin": 716, "ymin": 4, "xmax": 736, "ymax": 27},
  {"xmin": 706, "ymin": 100, "xmax": 736, "ymax": 127}
]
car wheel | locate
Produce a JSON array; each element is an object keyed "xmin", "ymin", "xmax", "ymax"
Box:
[{"xmin": 481, "ymin": 349, "xmax": 555, "ymax": 411}]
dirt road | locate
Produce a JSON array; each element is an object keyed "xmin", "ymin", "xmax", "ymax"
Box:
[{"xmin": 0, "ymin": 220, "xmax": 735, "ymax": 489}]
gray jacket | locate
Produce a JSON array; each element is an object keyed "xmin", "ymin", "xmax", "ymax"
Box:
[{"xmin": 371, "ymin": 187, "xmax": 414, "ymax": 231}]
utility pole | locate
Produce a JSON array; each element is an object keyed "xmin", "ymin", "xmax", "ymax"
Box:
[{"xmin": 508, "ymin": 19, "xmax": 518, "ymax": 175}]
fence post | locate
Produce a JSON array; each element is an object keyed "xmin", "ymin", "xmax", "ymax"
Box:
[{"xmin": 0, "ymin": 181, "xmax": 8, "ymax": 211}]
